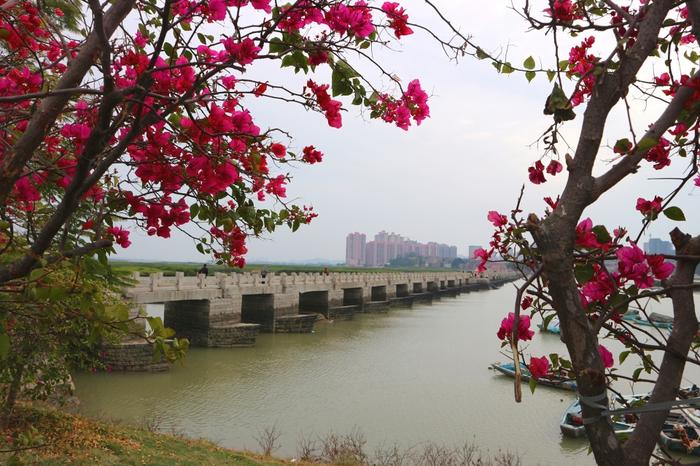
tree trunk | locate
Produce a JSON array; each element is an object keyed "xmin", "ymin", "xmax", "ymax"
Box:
[{"xmin": 536, "ymin": 218, "xmax": 626, "ymax": 466}]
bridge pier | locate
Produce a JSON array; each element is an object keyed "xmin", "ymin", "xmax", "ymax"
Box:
[
  {"xmin": 164, "ymin": 298, "xmax": 260, "ymax": 347},
  {"xmin": 364, "ymin": 285, "xmax": 390, "ymax": 312}
]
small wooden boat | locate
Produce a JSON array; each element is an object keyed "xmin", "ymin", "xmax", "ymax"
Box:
[
  {"xmin": 538, "ymin": 317, "xmax": 560, "ymax": 334},
  {"xmin": 622, "ymin": 310, "xmax": 673, "ymax": 329},
  {"xmin": 490, "ymin": 361, "xmax": 577, "ymax": 391},
  {"xmin": 660, "ymin": 412, "xmax": 700, "ymax": 456},
  {"xmin": 559, "ymin": 398, "xmax": 636, "ymax": 438},
  {"xmin": 561, "ymin": 389, "xmax": 700, "ymax": 439}
]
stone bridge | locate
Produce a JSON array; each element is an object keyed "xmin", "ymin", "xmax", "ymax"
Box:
[{"xmin": 123, "ymin": 270, "xmax": 517, "ymax": 349}]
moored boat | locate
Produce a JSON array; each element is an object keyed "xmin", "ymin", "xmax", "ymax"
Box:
[
  {"xmin": 660, "ymin": 412, "xmax": 700, "ymax": 456},
  {"xmin": 538, "ymin": 317, "xmax": 560, "ymax": 334},
  {"xmin": 622, "ymin": 309, "xmax": 673, "ymax": 329},
  {"xmin": 490, "ymin": 361, "xmax": 577, "ymax": 391},
  {"xmin": 560, "ymin": 395, "xmax": 643, "ymax": 439},
  {"xmin": 560, "ymin": 389, "xmax": 700, "ymax": 439}
]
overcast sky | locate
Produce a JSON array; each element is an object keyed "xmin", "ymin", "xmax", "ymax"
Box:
[{"xmin": 115, "ymin": 1, "xmax": 700, "ymax": 264}]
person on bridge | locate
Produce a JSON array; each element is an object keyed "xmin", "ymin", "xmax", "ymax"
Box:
[{"xmin": 198, "ymin": 264, "xmax": 209, "ymax": 276}]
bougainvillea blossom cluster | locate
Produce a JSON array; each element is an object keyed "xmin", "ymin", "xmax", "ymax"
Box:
[
  {"xmin": 497, "ymin": 312, "xmax": 534, "ymax": 341},
  {"xmin": 0, "ymin": 0, "xmax": 428, "ymax": 268}
]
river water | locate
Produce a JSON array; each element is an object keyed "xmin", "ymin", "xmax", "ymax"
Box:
[{"xmin": 73, "ymin": 285, "xmax": 699, "ymax": 465}]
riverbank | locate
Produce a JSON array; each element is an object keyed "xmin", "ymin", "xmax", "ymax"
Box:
[
  {"xmin": 3, "ymin": 404, "xmax": 523, "ymax": 466},
  {"xmin": 1, "ymin": 404, "xmax": 305, "ymax": 466}
]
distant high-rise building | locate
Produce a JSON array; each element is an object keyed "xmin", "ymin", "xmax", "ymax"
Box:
[
  {"xmin": 644, "ymin": 237, "xmax": 674, "ymax": 256},
  {"xmin": 365, "ymin": 241, "xmax": 377, "ymax": 267},
  {"xmin": 345, "ymin": 231, "xmax": 459, "ymax": 267},
  {"xmin": 345, "ymin": 232, "xmax": 366, "ymax": 266}
]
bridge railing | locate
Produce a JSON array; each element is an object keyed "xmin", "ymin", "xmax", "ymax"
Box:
[{"xmin": 126, "ymin": 269, "xmax": 517, "ymax": 294}]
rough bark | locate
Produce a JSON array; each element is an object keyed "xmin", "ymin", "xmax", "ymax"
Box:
[{"xmin": 534, "ymin": 217, "xmax": 625, "ymax": 466}]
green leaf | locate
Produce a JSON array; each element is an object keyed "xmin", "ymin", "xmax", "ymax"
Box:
[
  {"xmin": 163, "ymin": 42, "xmax": 174, "ymax": 58},
  {"xmin": 663, "ymin": 206, "xmax": 686, "ymax": 221},
  {"xmin": 332, "ymin": 68, "xmax": 353, "ymax": 97},
  {"xmin": 619, "ymin": 351, "xmax": 630, "ymax": 364},
  {"xmin": 280, "ymin": 50, "xmax": 308, "ymax": 73},
  {"xmin": 546, "ymin": 70, "xmax": 556, "ymax": 82},
  {"xmin": 592, "ymin": 225, "xmax": 612, "ymax": 244},
  {"xmin": 529, "ymin": 377, "xmax": 537, "ymax": 394},
  {"xmin": 525, "ymin": 71, "xmax": 536, "ymax": 83},
  {"xmin": 632, "ymin": 367, "xmax": 643, "ymax": 381},
  {"xmin": 609, "ymin": 293, "xmax": 629, "ymax": 315},
  {"xmin": 574, "ymin": 263, "xmax": 595, "ymax": 284},
  {"xmin": 475, "ymin": 47, "xmax": 488, "ymax": 60},
  {"xmin": 501, "ymin": 62, "xmax": 514, "ymax": 74},
  {"xmin": 636, "ymin": 137, "xmax": 658, "ymax": 152},
  {"xmin": 549, "ymin": 352, "xmax": 559, "ymax": 368},
  {"xmin": 613, "ymin": 138, "xmax": 632, "ymax": 154},
  {"xmin": 523, "ymin": 56, "xmax": 536, "ymax": 70},
  {"xmin": 268, "ymin": 37, "xmax": 287, "ymax": 54},
  {"xmin": 543, "ymin": 83, "xmax": 575, "ymax": 122},
  {"xmin": 331, "ymin": 60, "xmax": 359, "ymax": 97},
  {"xmin": 542, "ymin": 313, "xmax": 555, "ymax": 331}
]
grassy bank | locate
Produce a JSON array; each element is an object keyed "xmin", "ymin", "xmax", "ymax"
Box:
[
  {"xmin": 110, "ymin": 260, "xmax": 452, "ymax": 277},
  {"xmin": 2, "ymin": 405, "xmax": 524, "ymax": 466},
  {"xmin": 1, "ymin": 404, "xmax": 307, "ymax": 466}
]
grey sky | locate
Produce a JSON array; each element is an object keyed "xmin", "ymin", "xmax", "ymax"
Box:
[{"xmin": 115, "ymin": 1, "xmax": 700, "ymax": 263}]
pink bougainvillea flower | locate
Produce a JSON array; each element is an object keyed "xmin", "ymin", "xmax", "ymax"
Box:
[
  {"xmin": 644, "ymin": 137, "xmax": 672, "ymax": 170},
  {"xmin": 473, "ymin": 247, "xmax": 492, "ymax": 273},
  {"xmin": 253, "ymin": 82, "xmax": 268, "ymax": 97},
  {"xmin": 636, "ymin": 196, "xmax": 663, "ymax": 218},
  {"xmin": 544, "ymin": 0, "xmax": 581, "ymax": 22},
  {"xmin": 307, "ymin": 80, "xmax": 343, "ymax": 128},
  {"xmin": 528, "ymin": 161, "xmax": 546, "ymax": 184},
  {"xmin": 647, "ymin": 254, "xmax": 675, "ymax": 280},
  {"xmin": 617, "ymin": 243, "xmax": 654, "ymax": 288},
  {"xmin": 544, "ymin": 196, "xmax": 559, "ymax": 210},
  {"xmin": 529, "ymin": 356, "xmax": 550, "ymax": 379},
  {"xmin": 106, "ymin": 226, "xmax": 131, "ymax": 248},
  {"xmin": 598, "ymin": 344, "xmax": 614, "ymax": 369},
  {"xmin": 581, "ymin": 265, "xmax": 615, "ymax": 303},
  {"xmin": 546, "ymin": 160, "xmax": 563, "ymax": 176},
  {"xmin": 575, "ymin": 218, "xmax": 604, "ymax": 249},
  {"xmin": 497, "ymin": 312, "xmax": 534, "ymax": 341},
  {"xmin": 382, "ymin": 2, "xmax": 413, "ymax": 38},
  {"xmin": 487, "ymin": 210, "xmax": 508, "ymax": 228},
  {"xmin": 302, "ymin": 145, "xmax": 323, "ymax": 164}
]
